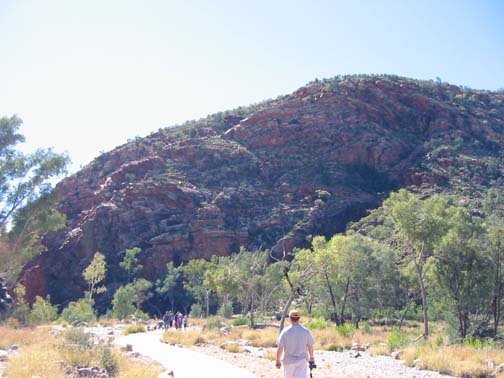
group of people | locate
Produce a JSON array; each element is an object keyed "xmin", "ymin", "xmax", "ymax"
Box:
[{"xmin": 161, "ymin": 310, "xmax": 188, "ymax": 330}]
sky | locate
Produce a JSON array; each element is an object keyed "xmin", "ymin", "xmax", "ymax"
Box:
[{"xmin": 1, "ymin": 0, "xmax": 503, "ymax": 173}]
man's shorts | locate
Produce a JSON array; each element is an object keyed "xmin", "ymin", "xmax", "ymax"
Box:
[{"xmin": 283, "ymin": 359, "xmax": 308, "ymax": 378}]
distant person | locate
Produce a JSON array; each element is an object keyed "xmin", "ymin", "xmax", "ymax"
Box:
[
  {"xmin": 168, "ymin": 311, "xmax": 174, "ymax": 328},
  {"xmin": 183, "ymin": 314, "xmax": 188, "ymax": 329},
  {"xmin": 276, "ymin": 310, "xmax": 315, "ymax": 378},
  {"xmin": 163, "ymin": 311, "xmax": 170, "ymax": 329}
]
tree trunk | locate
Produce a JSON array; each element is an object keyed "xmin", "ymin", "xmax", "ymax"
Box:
[
  {"xmin": 414, "ymin": 259, "xmax": 429, "ymax": 338},
  {"xmin": 250, "ymin": 297, "xmax": 255, "ymax": 329},
  {"xmin": 399, "ymin": 301, "xmax": 412, "ymax": 331},
  {"xmin": 279, "ymin": 291, "xmax": 295, "ymax": 333},
  {"xmin": 340, "ymin": 277, "xmax": 350, "ymax": 325},
  {"xmin": 325, "ymin": 272, "xmax": 340, "ymax": 326},
  {"xmin": 205, "ymin": 289, "xmax": 210, "ymax": 318}
]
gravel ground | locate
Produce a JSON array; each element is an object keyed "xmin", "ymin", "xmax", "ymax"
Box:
[
  {"xmin": 190, "ymin": 343, "xmax": 452, "ymax": 378},
  {"xmin": 86, "ymin": 325, "xmax": 452, "ymax": 378}
]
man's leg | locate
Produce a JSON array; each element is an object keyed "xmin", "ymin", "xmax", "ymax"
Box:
[{"xmin": 284, "ymin": 360, "xmax": 308, "ymax": 378}]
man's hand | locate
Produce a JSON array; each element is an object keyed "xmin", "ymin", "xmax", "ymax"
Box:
[
  {"xmin": 275, "ymin": 360, "xmax": 282, "ymax": 369},
  {"xmin": 309, "ymin": 357, "xmax": 316, "ymax": 369}
]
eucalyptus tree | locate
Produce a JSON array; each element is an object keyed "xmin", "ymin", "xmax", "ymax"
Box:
[
  {"xmin": 120, "ymin": 247, "xmax": 143, "ymax": 283},
  {"xmin": 0, "ymin": 115, "xmax": 68, "ymax": 281},
  {"xmin": 156, "ymin": 261, "xmax": 182, "ymax": 311},
  {"xmin": 277, "ymin": 247, "xmax": 320, "ymax": 332},
  {"xmin": 83, "ymin": 252, "xmax": 107, "ymax": 303},
  {"xmin": 181, "ymin": 258, "xmax": 213, "ymax": 317},
  {"xmin": 432, "ymin": 206, "xmax": 491, "ymax": 339},
  {"xmin": 384, "ymin": 189, "xmax": 451, "ymax": 338},
  {"xmin": 203, "ymin": 255, "xmax": 241, "ymax": 318}
]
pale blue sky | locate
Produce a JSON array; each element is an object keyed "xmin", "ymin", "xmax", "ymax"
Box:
[{"xmin": 1, "ymin": 0, "xmax": 503, "ymax": 172}]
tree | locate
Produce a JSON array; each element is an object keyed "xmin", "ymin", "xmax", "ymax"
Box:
[
  {"xmin": 232, "ymin": 248, "xmax": 270, "ymax": 327},
  {"xmin": 112, "ymin": 285, "xmax": 137, "ymax": 319},
  {"xmin": 156, "ymin": 261, "xmax": 181, "ymax": 311},
  {"xmin": 0, "ymin": 115, "xmax": 68, "ymax": 282},
  {"xmin": 3, "ymin": 193, "xmax": 66, "ymax": 282},
  {"xmin": 384, "ymin": 190, "xmax": 451, "ymax": 338},
  {"xmin": 432, "ymin": 206, "xmax": 491, "ymax": 339},
  {"xmin": 277, "ymin": 248, "xmax": 319, "ymax": 332},
  {"xmin": 181, "ymin": 259, "xmax": 212, "ymax": 317},
  {"xmin": 204, "ymin": 255, "xmax": 241, "ymax": 318},
  {"xmin": 119, "ymin": 247, "xmax": 143, "ymax": 282},
  {"xmin": 83, "ymin": 252, "xmax": 107, "ymax": 303},
  {"xmin": 489, "ymin": 227, "xmax": 504, "ymax": 337},
  {"xmin": 0, "ymin": 115, "xmax": 68, "ymax": 231},
  {"xmin": 112, "ymin": 279, "xmax": 152, "ymax": 319}
]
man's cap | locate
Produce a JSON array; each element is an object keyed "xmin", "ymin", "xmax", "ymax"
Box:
[{"xmin": 289, "ymin": 310, "xmax": 300, "ymax": 318}]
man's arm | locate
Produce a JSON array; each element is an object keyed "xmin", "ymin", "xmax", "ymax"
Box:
[
  {"xmin": 276, "ymin": 346, "xmax": 284, "ymax": 368},
  {"xmin": 307, "ymin": 345, "xmax": 314, "ymax": 363}
]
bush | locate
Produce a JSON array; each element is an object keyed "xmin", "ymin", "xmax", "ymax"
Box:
[
  {"xmin": 10, "ymin": 302, "xmax": 30, "ymax": 325},
  {"xmin": 29, "ymin": 296, "xmax": 58, "ymax": 325},
  {"xmin": 203, "ymin": 316, "xmax": 226, "ymax": 330},
  {"xmin": 63, "ymin": 328, "xmax": 94, "ymax": 351},
  {"xmin": 112, "ymin": 285, "xmax": 136, "ymax": 319},
  {"xmin": 100, "ymin": 345, "xmax": 118, "ymax": 375},
  {"xmin": 362, "ymin": 322, "xmax": 373, "ymax": 334},
  {"xmin": 337, "ymin": 323, "xmax": 356, "ymax": 338},
  {"xmin": 305, "ymin": 318, "xmax": 327, "ymax": 330},
  {"xmin": 232, "ymin": 317, "xmax": 250, "ymax": 326},
  {"xmin": 463, "ymin": 338, "xmax": 497, "ymax": 349},
  {"xmin": 387, "ymin": 328, "xmax": 409, "ymax": 350},
  {"xmin": 60, "ymin": 299, "xmax": 96, "ymax": 324}
]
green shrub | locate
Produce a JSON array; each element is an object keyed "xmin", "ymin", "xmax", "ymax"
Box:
[
  {"xmin": 112, "ymin": 285, "xmax": 136, "ymax": 319},
  {"xmin": 232, "ymin": 317, "xmax": 250, "ymax": 326},
  {"xmin": 99, "ymin": 345, "xmax": 118, "ymax": 375},
  {"xmin": 306, "ymin": 318, "xmax": 327, "ymax": 330},
  {"xmin": 362, "ymin": 322, "xmax": 373, "ymax": 334},
  {"xmin": 337, "ymin": 323, "xmax": 356, "ymax": 338},
  {"xmin": 63, "ymin": 328, "xmax": 94, "ymax": 351},
  {"xmin": 463, "ymin": 338, "xmax": 496, "ymax": 349},
  {"xmin": 61, "ymin": 299, "xmax": 96, "ymax": 324},
  {"xmin": 387, "ymin": 328, "xmax": 409, "ymax": 350},
  {"xmin": 29, "ymin": 296, "xmax": 58, "ymax": 325}
]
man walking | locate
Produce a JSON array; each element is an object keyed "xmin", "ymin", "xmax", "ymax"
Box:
[{"xmin": 276, "ymin": 310, "xmax": 315, "ymax": 378}]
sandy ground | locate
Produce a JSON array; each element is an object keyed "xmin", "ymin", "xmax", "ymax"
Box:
[{"xmin": 114, "ymin": 329, "xmax": 258, "ymax": 378}]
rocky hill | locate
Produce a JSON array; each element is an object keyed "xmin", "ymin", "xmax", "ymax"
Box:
[{"xmin": 18, "ymin": 75, "xmax": 504, "ymax": 309}]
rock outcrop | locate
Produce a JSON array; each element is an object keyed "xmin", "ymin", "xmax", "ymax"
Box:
[{"xmin": 18, "ymin": 75, "xmax": 504, "ymax": 309}]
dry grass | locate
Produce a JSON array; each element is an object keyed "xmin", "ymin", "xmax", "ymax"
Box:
[
  {"xmin": 162, "ymin": 329, "xmax": 217, "ymax": 346},
  {"xmin": 224, "ymin": 344, "xmax": 242, "ymax": 353},
  {"xmin": 0, "ymin": 325, "xmax": 50, "ymax": 349},
  {"xmin": 123, "ymin": 323, "xmax": 146, "ymax": 335},
  {"xmin": 115, "ymin": 353, "xmax": 164, "ymax": 378},
  {"xmin": 2, "ymin": 325, "xmax": 163, "ymax": 378},
  {"xmin": 400, "ymin": 341, "xmax": 504, "ymax": 377},
  {"xmin": 4, "ymin": 342, "xmax": 65, "ymax": 378},
  {"xmin": 238, "ymin": 327, "xmax": 278, "ymax": 347}
]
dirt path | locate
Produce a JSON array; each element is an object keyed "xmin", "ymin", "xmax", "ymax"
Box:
[
  {"xmin": 114, "ymin": 329, "xmax": 258, "ymax": 378},
  {"xmin": 111, "ymin": 328, "xmax": 452, "ymax": 378}
]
